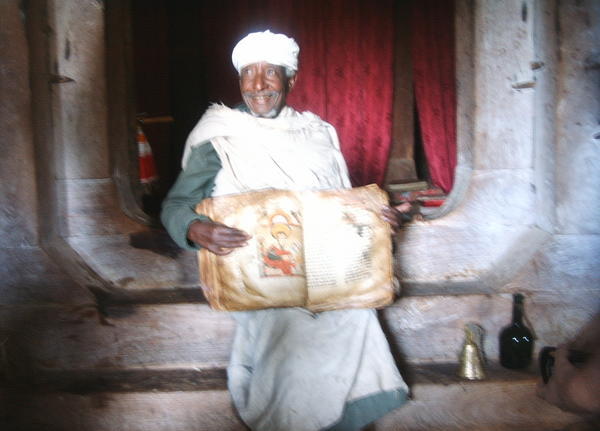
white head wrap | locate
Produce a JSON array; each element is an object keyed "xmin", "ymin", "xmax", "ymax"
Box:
[{"xmin": 231, "ymin": 30, "xmax": 299, "ymax": 74}]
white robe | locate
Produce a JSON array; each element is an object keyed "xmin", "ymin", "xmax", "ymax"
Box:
[{"xmin": 184, "ymin": 105, "xmax": 408, "ymax": 430}]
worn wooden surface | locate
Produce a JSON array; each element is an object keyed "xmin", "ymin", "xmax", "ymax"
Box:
[
  {"xmin": 1, "ymin": 364, "xmax": 586, "ymax": 431},
  {"xmin": 1, "ymin": 362, "xmax": 536, "ymax": 395},
  {"xmin": 386, "ymin": 0, "xmax": 416, "ymax": 184},
  {"xmin": 377, "ymin": 378, "xmax": 586, "ymax": 431},
  {"xmin": 0, "ymin": 304, "xmax": 234, "ymax": 371},
  {"xmin": 0, "ymin": 389, "xmax": 249, "ymax": 431},
  {"xmin": 0, "ymin": 294, "xmax": 594, "ymax": 373},
  {"xmin": 68, "ymin": 233, "xmax": 199, "ymax": 291},
  {"xmin": 12, "ymin": 368, "xmax": 229, "ymax": 394},
  {"xmin": 0, "ymin": 248, "xmax": 91, "ymax": 305}
]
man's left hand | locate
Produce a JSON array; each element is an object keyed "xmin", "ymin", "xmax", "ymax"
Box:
[{"xmin": 381, "ymin": 202, "xmax": 413, "ymax": 232}]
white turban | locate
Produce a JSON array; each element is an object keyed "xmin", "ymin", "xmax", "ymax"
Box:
[{"xmin": 231, "ymin": 30, "xmax": 299, "ymax": 74}]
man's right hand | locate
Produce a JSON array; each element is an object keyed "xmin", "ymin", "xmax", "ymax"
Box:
[{"xmin": 187, "ymin": 220, "xmax": 251, "ymax": 255}]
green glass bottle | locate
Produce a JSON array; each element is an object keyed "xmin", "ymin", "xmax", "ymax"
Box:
[{"xmin": 499, "ymin": 294, "xmax": 534, "ymax": 369}]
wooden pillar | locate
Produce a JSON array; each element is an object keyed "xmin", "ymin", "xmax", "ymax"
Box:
[{"xmin": 385, "ymin": 0, "xmax": 417, "ymax": 184}]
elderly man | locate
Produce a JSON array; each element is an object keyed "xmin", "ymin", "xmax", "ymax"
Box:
[{"xmin": 161, "ymin": 30, "xmax": 408, "ymax": 431}]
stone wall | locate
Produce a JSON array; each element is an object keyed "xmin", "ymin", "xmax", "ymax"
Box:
[
  {"xmin": 0, "ymin": 0, "xmax": 597, "ymax": 337},
  {"xmin": 0, "ymin": 0, "xmax": 89, "ymax": 307},
  {"xmin": 507, "ymin": 0, "xmax": 600, "ymax": 339},
  {"xmin": 0, "ymin": 0, "xmax": 598, "ymax": 428},
  {"xmin": 0, "ymin": 0, "xmax": 38, "ymax": 249},
  {"xmin": 1, "ymin": 0, "xmax": 598, "ymax": 348}
]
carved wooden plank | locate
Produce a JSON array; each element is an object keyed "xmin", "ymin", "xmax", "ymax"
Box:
[
  {"xmin": 378, "ymin": 378, "xmax": 583, "ymax": 431},
  {"xmin": 5, "ymin": 363, "xmax": 533, "ymax": 395},
  {"xmin": 0, "ymin": 248, "xmax": 91, "ymax": 305},
  {"xmin": 68, "ymin": 234, "xmax": 200, "ymax": 291},
  {"xmin": 1, "ymin": 365, "xmax": 585, "ymax": 431},
  {"xmin": 0, "ymin": 390, "xmax": 248, "ymax": 431},
  {"xmin": 0, "ymin": 304, "xmax": 235, "ymax": 371},
  {"xmin": 18, "ymin": 368, "xmax": 228, "ymax": 394},
  {"xmin": 0, "ymin": 294, "xmax": 593, "ymax": 371}
]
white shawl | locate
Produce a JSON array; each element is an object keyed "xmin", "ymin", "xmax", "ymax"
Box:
[{"xmin": 183, "ymin": 104, "xmax": 350, "ymax": 195}]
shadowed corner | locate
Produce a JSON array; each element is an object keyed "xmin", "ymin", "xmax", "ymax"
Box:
[{"xmin": 129, "ymin": 229, "xmax": 182, "ymax": 259}]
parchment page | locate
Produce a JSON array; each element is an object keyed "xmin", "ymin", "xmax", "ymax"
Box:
[
  {"xmin": 197, "ymin": 190, "xmax": 306, "ymax": 310},
  {"xmin": 301, "ymin": 185, "xmax": 394, "ymax": 311},
  {"xmin": 197, "ymin": 185, "xmax": 394, "ymax": 312}
]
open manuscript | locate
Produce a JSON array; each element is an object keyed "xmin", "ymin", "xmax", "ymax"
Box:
[{"xmin": 196, "ymin": 184, "xmax": 396, "ymax": 312}]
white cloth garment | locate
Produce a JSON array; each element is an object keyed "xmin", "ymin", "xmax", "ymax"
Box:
[
  {"xmin": 231, "ymin": 30, "xmax": 299, "ymax": 74},
  {"xmin": 186, "ymin": 104, "xmax": 407, "ymax": 430},
  {"xmin": 183, "ymin": 104, "xmax": 350, "ymax": 195}
]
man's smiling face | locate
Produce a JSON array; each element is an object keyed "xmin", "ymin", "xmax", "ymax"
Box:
[{"xmin": 239, "ymin": 62, "xmax": 296, "ymax": 118}]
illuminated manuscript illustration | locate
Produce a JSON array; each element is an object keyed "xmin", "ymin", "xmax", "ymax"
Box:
[
  {"xmin": 258, "ymin": 210, "xmax": 304, "ymax": 277},
  {"xmin": 196, "ymin": 185, "xmax": 395, "ymax": 312}
]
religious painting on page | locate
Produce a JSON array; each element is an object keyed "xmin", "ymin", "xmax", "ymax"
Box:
[{"xmin": 257, "ymin": 210, "xmax": 305, "ymax": 278}]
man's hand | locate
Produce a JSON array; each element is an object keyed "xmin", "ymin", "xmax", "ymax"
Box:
[
  {"xmin": 536, "ymin": 314, "xmax": 600, "ymax": 414},
  {"xmin": 381, "ymin": 202, "xmax": 413, "ymax": 232},
  {"xmin": 536, "ymin": 345, "xmax": 580, "ymax": 411},
  {"xmin": 187, "ymin": 220, "xmax": 251, "ymax": 256}
]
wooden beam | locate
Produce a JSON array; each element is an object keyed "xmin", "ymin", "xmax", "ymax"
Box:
[{"xmin": 386, "ymin": 0, "xmax": 417, "ymax": 184}]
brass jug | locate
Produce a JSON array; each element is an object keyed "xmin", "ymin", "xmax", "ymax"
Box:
[{"xmin": 458, "ymin": 322, "xmax": 486, "ymax": 380}]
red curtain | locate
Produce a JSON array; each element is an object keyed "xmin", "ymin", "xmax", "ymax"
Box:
[
  {"xmin": 287, "ymin": 0, "xmax": 395, "ymax": 186},
  {"xmin": 190, "ymin": 0, "xmax": 396, "ymax": 186},
  {"xmin": 410, "ymin": 0, "xmax": 457, "ymax": 193}
]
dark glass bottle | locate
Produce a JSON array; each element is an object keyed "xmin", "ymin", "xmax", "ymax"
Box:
[{"xmin": 499, "ymin": 293, "xmax": 534, "ymax": 369}]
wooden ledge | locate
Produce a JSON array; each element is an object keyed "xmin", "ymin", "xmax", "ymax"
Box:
[{"xmin": 0, "ymin": 362, "xmax": 538, "ymax": 395}]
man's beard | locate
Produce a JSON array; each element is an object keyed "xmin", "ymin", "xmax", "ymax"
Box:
[{"xmin": 242, "ymin": 90, "xmax": 282, "ymax": 118}]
